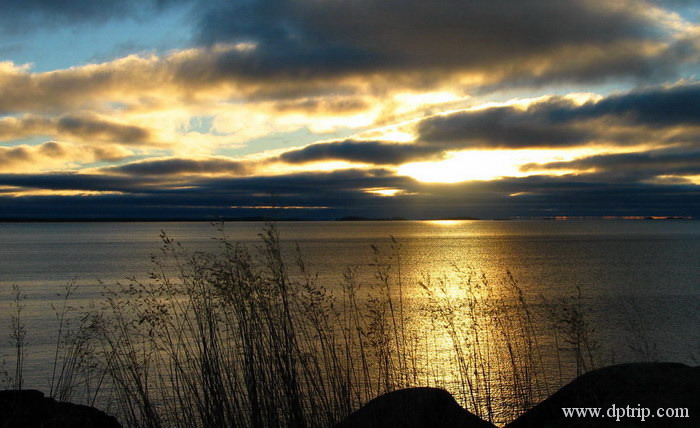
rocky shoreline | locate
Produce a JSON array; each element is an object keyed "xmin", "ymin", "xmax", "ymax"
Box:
[
  {"xmin": 0, "ymin": 389, "xmax": 120, "ymax": 428},
  {"xmin": 2, "ymin": 363, "xmax": 698, "ymax": 427},
  {"xmin": 338, "ymin": 363, "xmax": 699, "ymax": 427}
]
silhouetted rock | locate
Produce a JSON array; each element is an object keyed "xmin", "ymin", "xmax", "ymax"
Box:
[
  {"xmin": 506, "ymin": 363, "xmax": 700, "ymax": 427},
  {"xmin": 335, "ymin": 387, "xmax": 495, "ymax": 428},
  {"xmin": 0, "ymin": 389, "xmax": 121, "ymax": 428}
]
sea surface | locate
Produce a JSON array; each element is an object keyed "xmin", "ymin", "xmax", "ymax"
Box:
[{"xmin": 1, "ymin": 220, "xmax": 699, "ymax": 393}]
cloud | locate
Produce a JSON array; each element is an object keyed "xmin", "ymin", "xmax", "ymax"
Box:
[
  {"xmin": 278, "ymin": 140, "xmax": 443, "ymax": 165},
  {"xmin": 417, "ymin": 102, "xmax": 592, "ymax": 148},
  {"xmin": 0, "ymin": 169, "xmax": 408, "ymax": 218},
  {"xmin": 0, "ymin": 57, "xmax": 167, "ymax": 114},
  {"xmin": 107, "ymin": 157, "xmax": 253, "ymax": 176},
  {"xmin": 0, "ymin": 53, "xmax": 381, "ymax": 141},
  {"xmin": 271, "ymin": 97, "xmax": 369, "ymax": 114},
  {"xmin": 557, "ymin": 82, "xmax": 700, "ymax": 126},
  {"xmin": 0, "ymin": 168, "xmax": 403, "ymax": 200},
  {"xmin": 56, "ymin": 114, "xmax": 151, "ymax": 143},
  {"xmin": 1, "ymin": 168, "xmax": 698, "ymax": 219},
  {"xmin": 0, "ymin": 146, "xmax": 32, "ymax": 165},
  {"xmin": 0, "ymin": 113, "xmax": 151, "ymax": 144},
  {"xmin": 193, "ymin": 0, "xmax": 698, "ymax": 89},
  {"xmin": 198, "ymin": 0, "xmax": 651, "ymax": 62},
  {"xmin": 0, "ymin": 141, "xmax": 131, "ymax": 172},
  {"xmin": 415, "ymin": 82, "xmax": 700, "ymax": 149},
  {"xmin": 1, "ymin": 2, "xmax": 697, "ymax": 120},
  {"xmin": 521, "ymin": 148, "xmax": 700, "ymax": 182}
]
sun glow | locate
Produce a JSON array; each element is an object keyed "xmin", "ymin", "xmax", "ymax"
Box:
[
  {"xmin": 397, "ymin": 148, "xmax": 600, "ymax": 183},
  {"xmin": 426, "ymin": 220, "xmax": 464, "ymax": 226},
  {"xmin": 364, "ymin": 187, "xmax": 403, "ymax": 197}
]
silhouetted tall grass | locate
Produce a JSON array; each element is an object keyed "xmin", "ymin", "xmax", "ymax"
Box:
[
  {"xmin": 2, "ymin": 223, "xmax": 607, "ymax": 427},
  {"xmin": 8, "ymin": 285, "xmax": 27, "ymax": 391}
]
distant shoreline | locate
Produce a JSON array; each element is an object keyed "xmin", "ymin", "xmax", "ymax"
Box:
[{"xmin": 0, "ymin": 216, "xmax": 694, "ymax": 223}]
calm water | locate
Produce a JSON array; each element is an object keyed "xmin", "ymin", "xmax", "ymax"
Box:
[{"xmin": 1, "ymin": 220, "xmax": 699, "ymax": 393}]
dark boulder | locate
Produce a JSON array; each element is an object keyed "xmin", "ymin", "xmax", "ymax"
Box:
[
  {"xmin": 0, "ymin": 389, "xmax": 121, "ymax": 428},
  {"xmin": 506, "ymin": 362, "xmax": 700, "ymax": 427},
  {"xmin": 335, "ymin": 387, "xmax": 495, "ymax": 428}
]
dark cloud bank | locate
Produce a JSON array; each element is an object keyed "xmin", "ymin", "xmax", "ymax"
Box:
[
  {"xmin": 194, "ymin": 0, "xmax": 666, "ymax": 80},
  {"xmin": 178, "ymin": 0, "xmax": 697, "ymax": 100},
  {"xmin": 1, "ymin": 168, "xmax": 698, "ymax": 220}
]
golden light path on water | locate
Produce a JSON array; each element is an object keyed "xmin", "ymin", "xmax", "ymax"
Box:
[{"xmin": 329, "ymin": 219, "xmax": 567, "ymax": 423}]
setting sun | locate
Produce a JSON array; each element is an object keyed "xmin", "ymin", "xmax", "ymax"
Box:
[{"xmin": 397, "ymin": 148, "xmax": 597, "ymax": 183}]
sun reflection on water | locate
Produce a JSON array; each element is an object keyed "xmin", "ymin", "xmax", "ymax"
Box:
[
  {"xmin": 354, "ymin": 220, "xmax": 571, "ymax": 423},
  {"xmin": 425, "ymin": 219, "xmax": 467, "ymax": 226}
]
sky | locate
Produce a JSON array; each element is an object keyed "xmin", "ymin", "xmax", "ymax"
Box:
[{"xmin": 1, "ymin": 0, "xmax": 699, "ymax": 220}]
